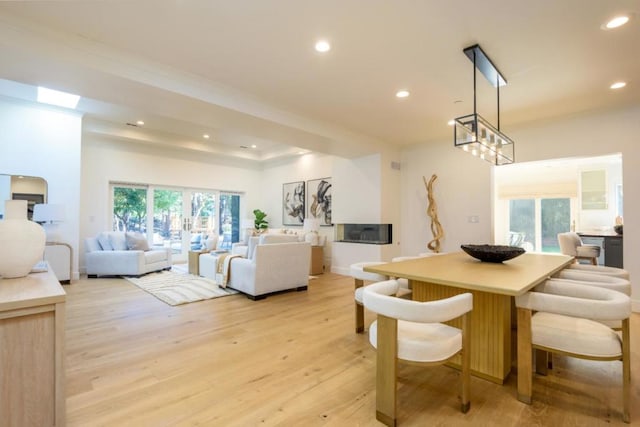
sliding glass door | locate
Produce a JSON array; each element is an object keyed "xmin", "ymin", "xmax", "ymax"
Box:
[
  {"xmin": 219, "ymin": 193, "xmax": 240, "ymax": 250},
  {"xmin": 508, "ymin": 197, "xmax": 572, "ymax": 252},
  {"xmin": 111, "ymin": 184, "xmax": 241, "ymax": 261},
  {"xmin": 152, "ymin": 188, "xmax": 183, "ymax": 254}
]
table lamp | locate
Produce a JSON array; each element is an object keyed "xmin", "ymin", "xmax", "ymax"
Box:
[{"xmin": 33, "ymin": 203, "xmax": 66, "ymax": 242}]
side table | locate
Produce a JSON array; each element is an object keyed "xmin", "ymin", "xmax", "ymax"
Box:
[
  {"xmin": 188, "ymin": 250, "xmax": 207, "ymax": 275},
  {"xmin": 310, "ymin": 245, "xmax": 324, "ymax": 275},
  {"xmin": 45, "ymin": 241, "xmax": 73, "ymax": 284}
]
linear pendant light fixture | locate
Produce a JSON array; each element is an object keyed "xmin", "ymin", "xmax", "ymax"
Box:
[{"xmin": 454, "ymin": 44, "xmax": 514, "ymax": 165}]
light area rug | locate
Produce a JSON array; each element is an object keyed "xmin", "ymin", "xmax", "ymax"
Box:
[{"xmin": 124, "ymin": 269, "xmax": 238, "ymax": 306}]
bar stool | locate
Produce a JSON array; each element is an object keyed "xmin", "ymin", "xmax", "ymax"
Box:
[
  {"xmin": 557, "ymin": 232, "xmax": 600, "ymax": 265},
  {"xmin": 351, "ymin": 262, "xmax": 389, "ymax": 334}
]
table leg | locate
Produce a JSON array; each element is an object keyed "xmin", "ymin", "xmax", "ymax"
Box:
[{"xmin": 411, "ymin": 280, "xmax": 511, "ymax": 384}]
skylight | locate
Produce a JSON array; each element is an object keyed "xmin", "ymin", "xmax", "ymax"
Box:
[{"xmin": 37, "ymin": 87, "xmax": 80, "ymax": 109}]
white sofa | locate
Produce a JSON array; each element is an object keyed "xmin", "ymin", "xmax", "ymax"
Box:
[
  {"xmin": 85, "ymin": 231, "xmax": 172, "ymax": 277},
  {"xmin": 200, "ymin": 234, "xmax": 311, "ymax": 299}
]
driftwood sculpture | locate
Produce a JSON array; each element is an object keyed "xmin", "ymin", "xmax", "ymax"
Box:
[{"xmin": 423, "ymin": 174, "xmax": 444, "ymax": 253}]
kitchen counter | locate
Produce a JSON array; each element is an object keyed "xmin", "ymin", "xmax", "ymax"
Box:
[
  {"xmin": 578, "ymin": 231, "xmax": 622, "ymax": 238},
  {"xmin": 577, "ymin": 231, "xmax": 623, "ymax": 268}
]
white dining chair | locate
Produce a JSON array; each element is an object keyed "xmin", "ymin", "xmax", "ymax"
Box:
[
  {"xmin": 350, "ymin": 262, "xmax": 389, "ymax": 334},
  {"xmin": 555, "ymin": 269, "xmax": 630, "ymax": 295},
  {"xmin": 516, "ymin": 279, "xmax": 631, "ymax": 423},
  {"xmin": 363, "ymin": 279, "xmax": 473, "ymax": 426},
  {"xmin": 566, "ymin": 263, "xmax": 629, "ymax": 279}
]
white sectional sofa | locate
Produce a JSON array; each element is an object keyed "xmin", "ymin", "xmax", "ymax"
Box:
[
  {"xmin": 199, "ymin": 233, "xmax": 311, "ymax": 300},
  {"xmin": 85, "ymin": 231, "xmax": 172, "ymax": 277}
]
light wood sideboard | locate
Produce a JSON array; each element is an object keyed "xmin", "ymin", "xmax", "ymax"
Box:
[{"xmin": 0, "ymin": 268, "xmax": 66, "ymax": 427}]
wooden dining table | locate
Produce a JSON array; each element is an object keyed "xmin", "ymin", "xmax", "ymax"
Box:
[{"xmin": 364, "ymin": 251, "xmax": 573, "ymax": 384}]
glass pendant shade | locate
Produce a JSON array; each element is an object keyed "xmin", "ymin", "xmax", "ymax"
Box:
[{"xmin": 454, "ymin": 113, "xmax": 514, "ymax": 165}]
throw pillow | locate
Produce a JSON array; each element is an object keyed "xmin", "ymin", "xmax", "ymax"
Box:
[
  {"xmin": 85, "ymin": 237, "xmax": 102, "ymax": 252},
  {"xmin": 110, "ymin": 232, "xmax": 128, "ymax": 251},
  {"xmin": 97, "ymin": 232, "xmax": 114, "ymax": 251},
  {"xmin": 125, "ymin": 232, "xmax": 150, "ymax": 251},
  {"xmin": 204, "ymin": 234, "xmax": 219, "ymax": 251}
]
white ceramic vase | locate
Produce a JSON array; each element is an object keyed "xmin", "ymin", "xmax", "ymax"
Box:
[{"xmin": 0, "ymin": 200, "xmax": 46, "ymax": 279}]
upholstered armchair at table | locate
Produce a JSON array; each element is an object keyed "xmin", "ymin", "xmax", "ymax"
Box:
[
  {"xmin": 516, "ymin": 279, "xmax": 631, "ymax": 423},
  {"xmin": 557, "ymin": 232, "xmax": 600, "ymax": 265},
  {"xmin": 363, "ymin": 279, "xmax": 473, "ymax": 426}
]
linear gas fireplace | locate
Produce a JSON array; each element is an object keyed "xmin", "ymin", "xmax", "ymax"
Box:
[{"xmin": 335, "ymin": 224, "xmax": 392, "ymax": 245}]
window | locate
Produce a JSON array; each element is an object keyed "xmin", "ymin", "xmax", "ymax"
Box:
[
  {"xmin": 508, "ymin": 197, "xmax": 571, "ymax": 252},
  {"xmin": 110, "ymin": 183, "xmax": 242, "ymax": 260},
  {"xmin": 112, "ymin": 185, "xmax": 147, "ymax": 234}
]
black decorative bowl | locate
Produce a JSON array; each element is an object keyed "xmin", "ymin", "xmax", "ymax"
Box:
[
  {"xmin": 614, "ymin": 224, "xmax": 623, "ymax": 235},
  {"xmin": 461, "ymin": 244, "xmax": 525, "ymax": 263}
]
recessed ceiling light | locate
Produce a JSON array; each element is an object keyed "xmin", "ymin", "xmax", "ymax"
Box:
[
  {"xmin": 604, "ymin": 15, "xmax": 630, "ymax": 29},
  {"xmin": 37, "ymin": 86, "xmax": 80, "ymax": 109},
  {"xmin": 297, "ymin": 151, "xmax": 306, "ymax": 155},
  {"xmin": 315, "ymin": 40, "xmax": 331, "ymax": 53},
  {"xmin": 396, "ymin": 90, "xmax": 410, "ymax": 98},
  {"xmin": 251, "ymin": 144, "xmax": 257, "ymax": 149},
  {"xmin": 136, "ymin": 120, "xmax": 144, "ymax": 126},
  {"xmin": 203, "ymin": 134, "xmax": 210, "ymax": 139},
  {"xmin": 610, "ymin": 81, "xmax": 627, "ymax": 89},
  {"xmin": 447, "ymin": 119, "xmax": 455, "ymax": 126}
]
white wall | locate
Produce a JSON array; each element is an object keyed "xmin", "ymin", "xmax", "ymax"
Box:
[
  {"xmin": 331, "ymin": 152, "xmax": 402, "ymax": 273},
  {"xmin": 401, "ymin": 139, "xmax": 492, "ymax": 256},
  {"xmin": 80, "ymin": 137, "xmax": 262, "ymax": 270},
  {"xmin": 0, "ymin": 99, "xmax": 82, "ymax": 279},
  {"xmin": 260, "ymin": 153, "xmax": 334, "ymax": 268},
  {"xmin": 400, "ymin": 105, "xmax": 640, "ymax": 310}
]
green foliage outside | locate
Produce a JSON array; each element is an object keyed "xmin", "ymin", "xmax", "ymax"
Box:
[
  {"xmin": 153, "ymin": 189, "xmax": 182, "ymax": 239},
  {"xmin": 113, "ymin": 187, "xmax": 146, "ymax": 232}
]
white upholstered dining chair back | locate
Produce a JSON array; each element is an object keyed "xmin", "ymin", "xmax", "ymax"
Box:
[
  {"xmin": 363, "ymin": 279, "xmax": 473, "ymax": 424},
  {"xmin": 515, "ymin": 278, "xmax": 631, "ymax": 423}
]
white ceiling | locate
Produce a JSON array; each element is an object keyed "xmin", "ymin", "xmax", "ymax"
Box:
[{"xmin": 0, "ymin": 1, "xmax": 638, "ymax": 163}]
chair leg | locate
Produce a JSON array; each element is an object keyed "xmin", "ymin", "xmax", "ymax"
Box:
[
  {"xmin": 622, "ymin": 318, "xmax": 630, "ymax": 423},
  {"xmin": 517, "ymin": 308, "xmax": 533, "ymax": 404},
  {"xmin": 460, "ymin": 312, "xmax": 471, "ymax": 413},
  {"xmin": 590, "ymin": 257, "xmax": 598, "ymax": 265},
  {"xmin": 535, "ymin": 349, "xmax": 548, "ymax": 376},
  {"xmin": 355, "ymin": 302, "xmax": 364, "ymax": 333},
  {"xmin": 376, "ymin": 315, "xmax": 398, "ymax": 427},
  {"xmin": 355, "ymin": 278, "xmax": 365, "ymax": 333}
]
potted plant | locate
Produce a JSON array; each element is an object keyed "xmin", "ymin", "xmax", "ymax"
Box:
[{"xmin": 253, "ymin": 209, "xmax": 269, "ymax": 234}]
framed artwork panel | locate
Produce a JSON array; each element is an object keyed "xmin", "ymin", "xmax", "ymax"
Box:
[
  {"xmin": 282, "ymin": 181, "xmax": 305, "ymax": 226},
  {"xmin": 307, "ymin": 177, "xmax": 332, "ymax": 226}
]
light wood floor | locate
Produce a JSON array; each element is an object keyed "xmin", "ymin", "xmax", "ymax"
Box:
[{"xmin": 65, "ymin": 272, "xmax": 639, "ymax": 426}]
